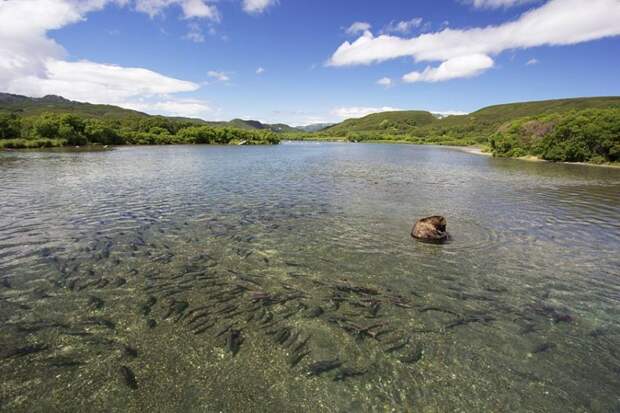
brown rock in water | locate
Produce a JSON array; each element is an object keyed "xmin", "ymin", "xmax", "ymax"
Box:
[{"xmin": 411, "ymin": 216, "xmax": 449, "ymax": 243}]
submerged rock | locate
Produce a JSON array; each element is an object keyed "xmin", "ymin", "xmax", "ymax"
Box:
[{"xmin": 411, "ymin": 215, "xmax": 449, "ymax": 243}]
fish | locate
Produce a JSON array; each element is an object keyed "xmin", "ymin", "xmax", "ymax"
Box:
[
  {"xmin": 3, "ymin": 344, "xmax": 48, "ymax": 359},
  {"xmin": 124, "ymin": 346, "xmax": 138, "ymax": 358},
  {"xmin": 333, "ymin": 367, "xmax": 366, "ymax": 382},
  {"xmin": 399, "ymin": 347, "xmax": 423, "ymax": 364},
  {"xmin": 307, "ymin": 359, "xmax": 342, "ymax": 376},
  {"xmin": 84, "ymin": 317, "xmax": 115, "ymax": 330},
  {"xmin": 215, "ymin": 324, "xmax": 233, "ymax": 338},
  {"xmin": 119, "ymin": 365, "xmax": 138, "ymax": 389},
  {"xmin": 87, "ymin": 296, "xmax": 104, "ymax": 310},
  {"xmin": 532, "ymin": 343, "xmax": 555, "ymax": 354},
  {"xmin": 288, "ymin": 351, "xmax": 309, "ymax": 367},
  {"xmin": 111, "ymin": 277, "xmax": 127, "ymax": 287},
  {"xmin": 385, "ymin": 337, "xmax": 409, "ymax": 353},
  {"xmin": 193, "ymin": 321, "xmax": 216, "ymax": 335},
  {"xmin": 226, "ymin": 330, "xmax": 242, "ymax": 356},
  {"xmin": 47, "ymin": 357, "xmax": 83, "ymax": 368},
  {"xmin": 445, "ymin": 314, "xmax": 494, "ymax": 329}
]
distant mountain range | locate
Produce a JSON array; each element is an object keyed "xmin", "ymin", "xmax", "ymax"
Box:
[
  {"xmin": 0, "ymin": 93, "xmax": 310, "ymax": 133},
  {"xmin": 295, "ymin": 123, "xmax": 336, "ymax": 132},
  {"xmin": 321, "ymin": 96, "xmax": 620, "ymax": 135},
  {"xmin": 2, "ymin": 93, "xmax": 619, "ymax": 137},
  {"xmin": 0, "ymin": 93, "xmax": 148, "ymax": 120}
]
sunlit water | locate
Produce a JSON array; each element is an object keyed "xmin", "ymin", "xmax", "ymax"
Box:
[{"xmin": 1, "ymin": 143, "xmax": 619, "ymax": 412}]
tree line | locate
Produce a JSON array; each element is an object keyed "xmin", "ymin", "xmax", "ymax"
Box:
[
  {"xmin": 489, "ymin": 109, "xmax": 620, "ymax": 163},
  {"xmin": 0, "ymin": 112, "xmax": 280, "ymax": 148},
  {"xmin": 286, "ymin": 108, "xmax": 620, "ymax": 164}
]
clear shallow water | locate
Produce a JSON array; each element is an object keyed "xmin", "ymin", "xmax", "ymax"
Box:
[{"xmin": 0, "ymin": 142, "xmax": 619, "ymax": 412}]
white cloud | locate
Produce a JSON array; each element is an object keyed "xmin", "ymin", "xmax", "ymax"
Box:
[
  {"xmin": 376, "ymin": 77, "xmax": 393, "ymax": 87},
  {"xmin": 526, "ymin": 58, "xmax": 539, "ymax": 65},
  {"xmin": 330, "ymin": 106, "xmax": 401, "ymax": 119},
  {"xmin": 123, "ymin": 98, "xmax": 214, "ymax": 118},
  {"xmin": 179, "ymin": 0, "xmax": 219, "ymax": 20},
  {"xmin": 402, "ymin": 54, "xmax": 494, "ymax": 83},
  {"xmin": 265, "ymin": 110, "xmax": 334, "ymax": 127},
  {"xmin": 383, "ymin": 18, "xmax": 423, "ymax": 34},
  {"xmin": 242, "ymin": 0, "xmax": 278, "ymax": 14},
  {"xmin": 466, "ymin": 0, "xmax": 539, "ymax": 9},
  {"xmin": 345, "ymin": 22, "xmax": 371, "ymax": 36},
  {"xmin": 184, "ymin": 22, "xmax": 205, "ymax": 42},
  {"xmin": 207, "ymin": 70, "xmax": 230, "ymax": 82},
  {"xmin": 256, "ymin": 67, "xmax": 265, "ymax": 74},
  {"xmin": 0, "ymin": 0, "xmax": 209, "ymax": 118},
  {"xmin": 8, "ymin": 59, "xmax": 198, "ymax": 103},
  {"xmin": 329, "ymin": 0, "xmax": 620, "ymax": 82},
  {"xmin": 432, "ymin": 110, "xmax": 469, "ymax": 117},
  {"xmin": 134, "ymin": 0, "xmax": 219, "ymax": 20}
]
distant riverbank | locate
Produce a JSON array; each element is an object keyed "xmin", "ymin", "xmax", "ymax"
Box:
[
  {"xmin": 451, "ymin": 145, "xmax": 620, "ymax": 168},
  {"xmin": 283, "ymin": 139, "xmax": 620, "ymax": 168}
]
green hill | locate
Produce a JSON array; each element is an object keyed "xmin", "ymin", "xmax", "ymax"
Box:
[
  {"xmin": 0, "ymin": 93, "xmax": 149, "ymax": 120},
  {"xmin": 324, "ymin": 110, "xmax": 437, "ymax": 134},
  {"xmin": 319, "ymin": 97, "xmax": 620, "ymax": 138},
  {"xmin": 0, "ymin": 93, "xmax": 281, "ymax": 148},
  {"xmin": 468, "ymin": 96, "xmax": 620, "ymax": 122},
  {"xmin": 0, "ymin": 93, "xmax": 295, "ymax": 132},
  {"xmin": 295, "ymin": 97, "xmax": 620, "ymax": 164},
  {"xmin": 221, "ymin": 119, "xmax": 297, "ymax": 133}
]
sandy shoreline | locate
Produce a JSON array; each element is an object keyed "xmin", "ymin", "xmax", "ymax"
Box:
[
  {"xmin": 452, "ymin": 146, "xmax": 492, "ymax": 157},
  {"xmin": 453, "ymin": 145, "xmax": 619, "ymax": 168}
]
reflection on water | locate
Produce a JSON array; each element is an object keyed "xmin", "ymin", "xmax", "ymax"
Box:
[{"xmin": 1, "ymin": 143, "xmax": 619, "ymax": 412}]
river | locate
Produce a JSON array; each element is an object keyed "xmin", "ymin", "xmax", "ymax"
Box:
[{"xmin": 1, "ymin": 142, "xmax": 619, "ymax": 411}]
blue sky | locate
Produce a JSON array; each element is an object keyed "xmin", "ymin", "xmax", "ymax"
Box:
[{"xmin": 1, "ymin": 0, "xmax": 619, "ymax": 125}]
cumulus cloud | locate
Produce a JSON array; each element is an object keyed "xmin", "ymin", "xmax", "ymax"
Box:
[
  {"xmin": 180, "ymin": 0, "xmax": 219, "ymax": 19},
  {"xmin": 0, "ymin": 0, "xmax": 211, "ymax": 118},
  {"xmin": 123, "ymin": 98, "xmax": 213, "ymax": 118},
  {"xmin": 184, "ymin": 22, "xmax": 205, "ymax": 42},
  {"xmin": 383, "ymin": 18, "xmax": 423, "ymax": 34},
  {"xmin": 402, "ymin": 54, "xmax": 494, "ymax": 83},
  {"xmin": 242, "ymin": 0, "xmax": 278, "ymax": 14},
  {"xmin": 256, "ymin": 67, "xmax": 265, "ymax": 74},
  {"xmin": 134, "ymin": 0, "xmax": 219, "ymax": 20},
  {"xmin": 432, "ymin": 110, "xmax": 468, "ymax": 117},
  {"xmin": 8, "ymin": 59, "xmax": 199, "ymax": 104},
  {"xmin": 376, "ymin": 77, "xmax": 393, "ymax": 87},
  {"xmin": 345, "ymin": 22, "xmax": 371, "ymax": 36},
  {"xmin": 330, "ymin": 106, "xmax": 400, "ymax": 119},
  {"xmin": 466, "ymin": 0, "xmax": 540, "ymax": 9},
  {"xmin": 207, "ymin": 70, "xmax": 230, "ymax": 82},
  {"xmin": 329, "ymin": 0, "xmax": 620, "ymax": 82}
]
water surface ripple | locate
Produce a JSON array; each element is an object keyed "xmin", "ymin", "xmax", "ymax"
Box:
[{"xmin": 1, "ymin": 143, "xmax": 619, "ymax": 412}]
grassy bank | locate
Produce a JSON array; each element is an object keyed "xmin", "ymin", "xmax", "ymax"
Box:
[
  {"xmin": 285, "ymin": 106, "xmax": 620, "ymax": 165},
  {"xmin": 0, "ymin": 111, "xmax": 280, "ymax": 149}
]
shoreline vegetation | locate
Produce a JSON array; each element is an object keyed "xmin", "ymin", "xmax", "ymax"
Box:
[
  {"xmin": 1, "ymin": 93, "xmax": 619, "ymax": 166},
  {"xmin": 0, "ymin": 112, "xmax": 280, "ymax": 148},
  {"xmin": 283, "ymin": 103, "xmax": 620, "ymax": 166},
  {"xmin": 0, "ymin": 93, "xmax": 280, "ymax": 148}
]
